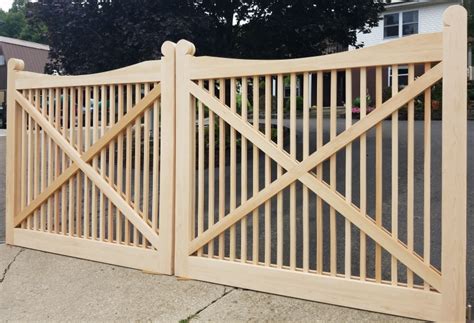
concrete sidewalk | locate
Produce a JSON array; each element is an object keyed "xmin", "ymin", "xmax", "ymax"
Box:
[{"xmin": 0, "ymin": 244, "xmax": 417, "ymax": 322}]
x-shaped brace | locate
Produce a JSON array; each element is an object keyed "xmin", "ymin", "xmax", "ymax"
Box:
[
  {"xmin": 13, "ymin": 85, "xmax": 162, "ymax": 248},
  {"xmin": 187, "ymin": 62, "xmax": 443, "ymax": 291}
]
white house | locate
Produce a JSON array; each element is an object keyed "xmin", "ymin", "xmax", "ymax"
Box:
[{"xmin": 353, "ymin": 0, "xmax": 462, "ymax": 49}]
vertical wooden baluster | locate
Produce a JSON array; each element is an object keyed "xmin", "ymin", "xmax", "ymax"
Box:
[
  {"xmin": 142, "ymin": 83, "xmax": 150, "ymax": 247},
  {"xmin": 264, "ymin": 75, "xmax": 271, "ymax": 266},
  {"xmin": 108, "ymin": 85, "xmax": 115, "ymax": 242},
  {"xmin": 375, "ymin": 66, "xmax": 383, "ymax": 283},
  {"xmin": 197, "ymin": 79, "xmax": 205, "ymax": 257},
  {"xmin": 77, "ymin": 87, "xmax": 83, "ymax": 237},
  {"xmin": 218, "ymin": 78, "xmax": 226, "ymax": 259},
  {"xmin": 40, "ymin": 89, "xmax": 47, "ymax": 231},
  {"xmin": 47, "ymin": 88, "xmax": 54, "ymax": 232},
  {"xmin": 407, "ymin": 64, "xmax": 415, "ymax": 288},
  {"xmin": 207, "ymin": 79, "xmax": 215, "ymax": 259},
  {"xmin": 100, "ymin": 85, "xmax": 107, "ymax": 241},
  {"xmin": 276, "ymin": 74, "xmax": 284, "ymax": 268},
  {"xmin": 345, "ymin": 68, "xmax": 352, "ymax": 278},
  {"xmin": 230, "ymin": 77, "xmax": 237, "ymax": 261},
  {"xmin": 116, "ymin": 85, "xmax": 124, "ymax": 244},
  {"xmin": 84, "ymin": 86, "xmax": 91, "ymax": 239},
  {"xmin": 423, "ymin": 63, "xmax": 431, "ymax": 290},
  {"xmin": 21, "ymin": 99, "xmax": 27, "ymax": 229},
  {"xmin": 151, "ymin": 84, "xmax": 159, "ymax": 236},
  {"xmin": 241, "ymin": 77, "xmax": 248, "ymax": 263},
  {"xmin": 302, "ymin": 72, "xmax": 309, "ymax": 272},
  {"xmin": 191, "ymin": 87, "xmax": 196, "ymax": 243},
  {"xmin": 34, "ymin": 89, "xmax": 40, "ymax": 230},
  {"xmin": 68, "ymin": 88, "xmax": 75, "ymax": 236},
  {"xmin": 54, "ymin": 88, "xmax": 61, "ymax": 233},
  {"xmin": 391, "ymin": 65, "xmax": 399, "ymax": 285},
  {"xmin": 27, "ymin": 89, "xmax": 33, "ymax": 229},
  {"xmin": 330, "ymin": 70, "xmax": 337, "ymax": 276},
  {"xmin": 252, "ymin": 75, "xmax": 259, "ymax": 265},
  {"xmin": 62, "ymin": 87, "xmax": 69, "ymax": 235},
  {"xmin": 290, "ymin": 73, "xmax": 296, "ymax": 271},
  {"xmin": 125, "ymin": 84, "xmax": 132, "ymax": 245},
  {"xmin": 133, "ymin": 84, "xmax": 142, "ymax": 246},
  {"xmin": 91, "ymin": 85, "xmax": 99, "ymax": 239},
  {"xmin": 360, "ymin": 67, "xmax": 367, "ymax": 280},
  {"xmin": 316, "ymin": 71, "xmax": 323, "ymax": 274}
]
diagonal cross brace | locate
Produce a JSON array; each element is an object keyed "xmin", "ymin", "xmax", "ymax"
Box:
[
  {"xmin": 13, "ymin": 89, "xmax": 161, "ymax": 248},
  {"xmin": 14, "ymin": 85, "xmax": 161, "ymax": 227},
  {"xmin": 186, "ymin": 63, "xmax": 443, "ymax": 290}
]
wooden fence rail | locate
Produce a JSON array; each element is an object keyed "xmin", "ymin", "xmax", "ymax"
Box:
[{"xmin": 5, "ymin": 5, "xmax": 467, "ymax": 321}]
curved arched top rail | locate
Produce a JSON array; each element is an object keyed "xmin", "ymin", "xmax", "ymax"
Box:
[
  {"xmin": 186, "ymin": 32, "xmax": 442, "ymax": 80},
  {"xmin": 15, "ymin": 60, "xmax": 162, "ymax": 90}
]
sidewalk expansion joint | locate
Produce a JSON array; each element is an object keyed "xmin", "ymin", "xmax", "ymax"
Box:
[
  {"xmin": 180, "ymin": 287, "xmax": 235, "ymax": 322},
  {"xmin": 0, "ymin": 248, "xmax": 24, "ymax": 284}
]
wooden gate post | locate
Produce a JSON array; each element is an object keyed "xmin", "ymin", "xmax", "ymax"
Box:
[
  {"xmin": 441, "ymin": 5, "xmax": 467, "ymax": 321},
  {"xmin": 174, "ymin": 40, "xmax": 196, "ymax": 277},
  {"xmin": 159, "ymin": 41, "xmax": 177, "ymax": 275},
  {"xmin": 5, "ymin": 59, "xmax": 24, "ymax": 244}
]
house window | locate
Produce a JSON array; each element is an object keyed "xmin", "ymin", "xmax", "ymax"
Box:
[
  {"xmin": 0, "ymin": 55, "xmax": 5, "ymax": 66},
  {"xmin": 402, "ymin": 11, "xmax": 418, "ymax": 36},
  {"xmin": 388, "ymin": 66, "xmax": 409, "ymax": 88},
  {"xmin": 384, "ymin": 10, "xmax": 418, "ymax": 39},
  {"xmin": 384, "ymin": 13, "xmax": 399, "ymax": 38}
]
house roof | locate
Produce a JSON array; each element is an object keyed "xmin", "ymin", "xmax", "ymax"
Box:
[{"xmin": 0, "ymin": 36, "xmax": 49, "ymax": 74}]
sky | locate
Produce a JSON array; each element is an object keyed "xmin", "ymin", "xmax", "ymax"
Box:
[{"xmin": 0, "ymin": 0, "xmax": 13, "ymax": 11}]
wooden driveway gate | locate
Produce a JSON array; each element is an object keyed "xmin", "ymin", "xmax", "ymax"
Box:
[
  {"xmin": 6, "ymin": 42, "xmax": 176, "ymax": 274},
  {"xmin": 174, "ymin": 6, "xmax": 467, "ymax": 321},
  {"xmin": 5, "ymin": 5, "xmax": 468, "ymax": 321}
]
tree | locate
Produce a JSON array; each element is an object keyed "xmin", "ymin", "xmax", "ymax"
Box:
[
  {"xmin": 31, "ymin": 0, "xmax": 384, "ymax": 74},
  {"xmin": 31, "ymin": 0, "xmax": 215, "ymax": 74},
  {"xmin": 194, "ymin": 0, "xmax": 384, "ymax": 59},
  {"xmin": 0, "ymin": 0, "xmax": 47, "ymax": 43}
]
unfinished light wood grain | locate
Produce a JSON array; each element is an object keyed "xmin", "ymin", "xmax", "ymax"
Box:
[
  {"xmin": 391, "ymin": 65, "xmax": 399, "ymax": 285},
  {"xmin": 302, "ymin": 72, "xmax": 309, "ymax": 272},
  {"xmin": 316, "ymin": 71, "xmax": 323, "ymax": 274},
  {"xmin": 329, "ymin": 70, "xmax": 337, "ymax": 276},
  {"xmin": 197, "ymin": 79, "xmax": 205, "ymax": 257},
  {"xmin": 15, "ymin": 92, "xmax": 162, "ymax": 248},
  {"xmin": 441, "ymin": 6, "xmax": 467, "ymax": 320},
  {"xmin": 375, "ymin": 66, "xmax": 383, "ymax": 283},
  {"xmin": 290, "ymin": 73, "xmax": 296, "ymax": 271},
  {"xmin": 240, "ymin": 77, "xmax": 248, "ymax": 264},
  {"xmin": 186, "ymin": 72, "xmax": 444, "ymax": 291},
  {"xmin": 344, "ymin": 68, "xmax": 352, "ymax": 278},
  {"xmin": 276, "ymin": 74, "xmax": 284, "ymax": 269},
  {"xmin": 186, "ymin": 33, "xmax": 443, "ymax": 79},
  {"xmin": 5, "ymin": 58, "xmax": 24, "ymax": 244},
  {"xmin": 360, "ymin": 67, "xmax": 367, "ymax": 281},
  {"xmin": 407, "ymin": 63, "xmax": 415, "ymax": 288},
  {"xmin": 218, "ymin": 78, "xmax": 225, "ymax": 259},
  {"xmin": 264, "ymin": 75, "xmax": 271, "ymax": 266},
  {"xmin": 423, "ymin": 62, "xmax": 431, "ymax": 291},
  {"xmin": 252, "ymin": 75, "xmax": 259, "ymax": 265},
  {"xmin": 230, "ymin": 77, "xmax": 237, "ymax": 261},
  {"xmin": 207, "ymin": 79, "xmax": 215, "ymax": 259}
]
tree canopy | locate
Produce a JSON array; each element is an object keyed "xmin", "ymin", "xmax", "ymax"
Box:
[
  {"xmin": 0, "ymin": 0, "xmax": 47, "ymax": 43},
  {"xmin": 28, "ymin": 0, "xmax": 384, "ymax": 74}
]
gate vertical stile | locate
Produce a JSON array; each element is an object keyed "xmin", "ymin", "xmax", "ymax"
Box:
[
  {"xmin": 441, "ymin": 6, "xmax": 467, "ymax": 321},
  {"xmin": 5, "ymin": 59, "xmax": 24, "ymax": 244},
  {"xmin": 174, "ymin": 40, "xmax": 196, "ymax": 277},
  {"xmin": 159, "ymin": 41, "xmax": 177, "ymax": 275}
]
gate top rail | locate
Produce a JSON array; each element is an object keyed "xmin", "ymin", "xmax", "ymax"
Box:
[
  {"xmin": 186, "ymin": 32, "xmax": 442, "ymax": 79},
  {"xmin": 15, "ymin": 60, "xmax": 162, "ymax": 90}
]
